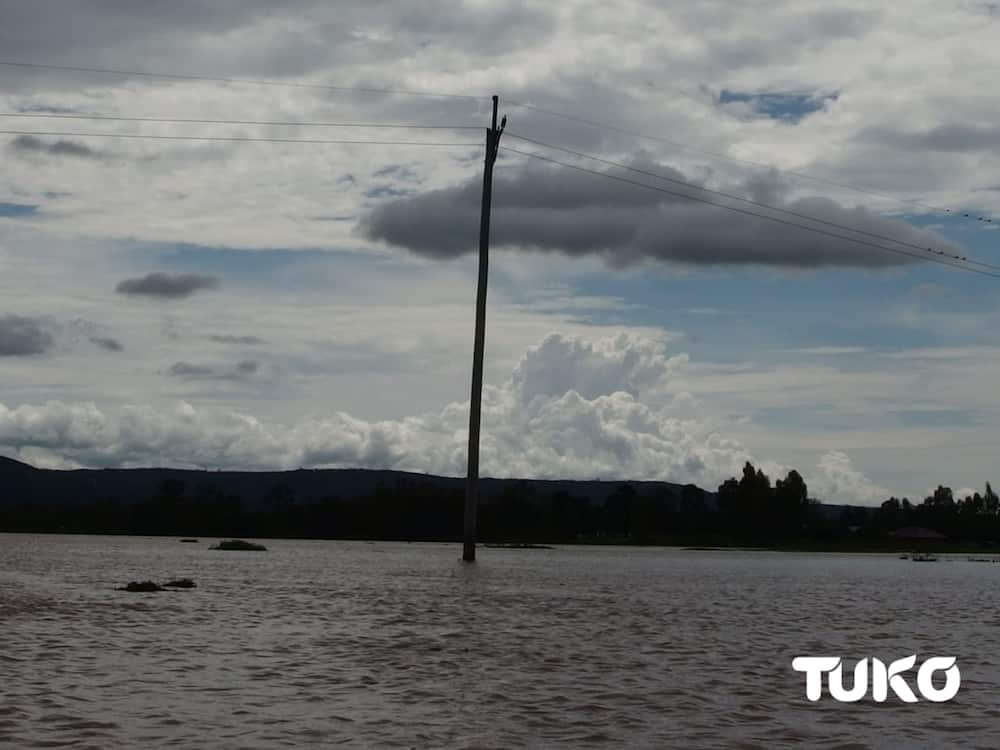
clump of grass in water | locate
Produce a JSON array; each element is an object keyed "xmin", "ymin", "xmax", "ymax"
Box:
[
  {"xmin": 210, "ymin": 539, "xmax": 267, "ymax": 551},
  {"xmin": 118, "ymin": 580, "xmax": 164, "ymax": 592},
  {"xmin": 117, "ymin": 578, "xmax": 196, "ymax": 591}
]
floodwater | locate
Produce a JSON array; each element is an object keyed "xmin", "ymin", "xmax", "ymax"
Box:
[{"xmin": 1, "ymin": 535, "xmax": 999, "ymax": 749}]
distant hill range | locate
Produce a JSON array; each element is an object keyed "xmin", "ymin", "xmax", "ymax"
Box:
[
  {"xmin": 0, "ymin": 454, "xmax": 711, "ymax": 510},
  {"xmin": 10, "ymin": 456, "xmax": 991, "ymax": 549},
  {"xmin": 0, "ymin": 454, "xmax": 874, "ymax": 545}
]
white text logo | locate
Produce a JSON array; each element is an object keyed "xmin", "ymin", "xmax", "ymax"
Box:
[{"xmin": 791, "ymin": 656, "xmax": 960, "ymax": 702}]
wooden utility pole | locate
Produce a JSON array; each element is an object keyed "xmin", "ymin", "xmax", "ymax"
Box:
[{"xmin": 463, "ymin": 95, "xmax": 505, "ymax": 562}]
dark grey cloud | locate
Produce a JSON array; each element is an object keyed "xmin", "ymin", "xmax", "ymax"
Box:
[
  {"xmin": 0, "ymin": 314, "xmax": 56, "ymax": 356},
  {"xmin": 8, "ymin": 135, "xmax": 105, "ymax": 159},
  {"xmin": 210, "ymin": 334, "xmax": 265, "ymax": 345},
  {"xmin": 89, "ymin": 335, "xmax": 123, "ymax": 352},
  {"xmin": 169, "ymin": 361, "xmax": 214, "ymax": 378},
  {"xmin": 169, "ymin": 359, "xmax": 259, "ymax": 380},
  {"xmin": 363, "ymin": 158, "xmax": 960, "ymax": 268},
  {"xmin": 0, "ymin": 1, "xmax": 553, "ymax": 93},
  {"xmin": 862, "ymin": 125, "xmax": 1000, "ymax": 153},
  {"xmin": 0, "ymin": 2, "xmax": 281, "ymax": 85},
  {"xmin": 116, "ymin": 272, "xmax": 220, "ymax": 299}
]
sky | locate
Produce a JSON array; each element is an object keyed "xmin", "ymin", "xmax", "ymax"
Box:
[{"xmin": 1, "ymin": 0, "xmax": 999, "ymax": 504}]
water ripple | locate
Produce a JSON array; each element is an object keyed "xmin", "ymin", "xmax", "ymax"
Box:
[{"xmin": 1, "ymin": 536, "xmax": 997, "ymax": 748}]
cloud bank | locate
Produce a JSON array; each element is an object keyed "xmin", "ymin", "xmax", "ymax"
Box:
[
  {"xmin": 210, "ymin": 334, "xmax": 265, "ymax": 345},
  {"xmin": 168, "ymin": 359, "xmax": 259, "ymax": 381},
  {"xmin": 0, "ymin": 314, "xmax": 56, "ymax": 356},
  {"xmin": 8, "ymin": 135, "xmax": 105, "ymax": 160},
  {"xmin": 0, "ymin": 330, "xmax": 891, "ymax": 503},
  {"xmin": 116, "ymin": 272, "xmax": 221, "ymax": 299},
  {"xmin": 364, "ymin": 159, "xmax": 960, "ymax": 268},
  {"xmin": 0, "ymin": 333, "xmax": 739, "ymax": 479},
  {"xmin": 88, "ymin": 335, "xmax": 123, "ymax": 352},
  {"xmin": 810, "ymin": 450, "xmax": 891, "ymax": 506}
]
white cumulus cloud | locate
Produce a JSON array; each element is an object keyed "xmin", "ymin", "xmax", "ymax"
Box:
[
  {"xmin": 0, "ymin": 331, "xmax": 750, "ymax": 487},
  {"xmin": 809, "ymin": 450, "xmax": 891, "ymax": 505},
  {"xmin": 0, "ymin": 331, "xmax": 908, "ymax": 505}
]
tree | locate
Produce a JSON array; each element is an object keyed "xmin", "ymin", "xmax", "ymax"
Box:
[
  {"xmin": 717, "ymin": 477, "xmax": 741, "ymax": 514},
  {"xmin": 716, "ymin": 462, "xmax": 776, "ymax": 536},
  {"xmin": 775, "ymin": 470, "xmax": 807, "ymax": 506},
  {"xmin": 881, "ymin": 497, "xmax": 902, "ymax": 513},
  {"xmin": 774, "ymin": 469, "xmax": 809, "ymax": 533},
  {"xmin": 927, "ymin": 485, "xmax": 955, "ymax": 509},
  {"xmin": 986, "ymin": 483, "xmax": 999, "ymax": 516}
]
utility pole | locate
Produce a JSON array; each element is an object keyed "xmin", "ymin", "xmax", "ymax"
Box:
[{"xmin": 463, "ymin": 95, "xmax": 505, "ymax": 562}]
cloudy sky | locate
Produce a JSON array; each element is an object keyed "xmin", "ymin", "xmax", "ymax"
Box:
[{"xmin": 1, "ymin": 0, "xmax": 999, "ymax": 504}]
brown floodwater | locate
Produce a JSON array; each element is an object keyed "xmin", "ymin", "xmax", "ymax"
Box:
[{"xmin": 1, "ymin": 534, "xmax": 998, "ymax": 748}]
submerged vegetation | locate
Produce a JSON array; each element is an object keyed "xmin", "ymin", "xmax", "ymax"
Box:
[
  {"xmin": 118, "ymin": 578, "xmax": 196, "ymax": 591},
  {"xmin": 118, "ymin": 580, "xmax": 164, "ymax": 592},
  {"xmin": 210, "ymin": 539, "xmax": 267, "ymax": 551}
]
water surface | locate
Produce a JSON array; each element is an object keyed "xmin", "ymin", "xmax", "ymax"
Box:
[{"xmin": 1, "ymin": 535, "xmax": 998, "ymax": 748}]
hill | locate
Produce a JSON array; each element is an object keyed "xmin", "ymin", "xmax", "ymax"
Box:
[
  {"xmin": 0, "ymin": 455, "xmax": 715, "ymax": 541},
  {"xmin": 0, "ymin": 454, "xmax": 699, "ymax": 510}
]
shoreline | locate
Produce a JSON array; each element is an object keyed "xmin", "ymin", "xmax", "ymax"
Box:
[{"xmin": 2, "ymin": 529, "xmax": 998, "ymax": 555}]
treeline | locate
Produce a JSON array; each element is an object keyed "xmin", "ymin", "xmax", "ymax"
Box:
[
  {"xmin": 0, "ymin": 462, "xmax": 806, "ymax": 543},
  {"xmin": 2, "ymin": 463, "xmax": 997, "ymax": 546},
  {"xmin": 0, "ymin": 478, "xmax": 466, "ymax": 541},
  {"xmin": 866, "ymin": 484, "xmax": 1000, "ymax": 541},
  {"xmin": 0, "ymin": 472, "xmax": 715, "ymax": 541},
  {"xmin": 710, "ymin": 463, "xmax": 1000, "ymax": 545}
]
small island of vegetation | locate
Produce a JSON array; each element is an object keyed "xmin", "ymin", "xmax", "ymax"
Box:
[
  {"xmin": 117, "ymin": 578, "xmax": 197, "ymax": 592},
  {"xmin": 118, "ymin": 580, "xmax": 164, "ymax": 592},
  {"xmin": 210, "ymin": 539, "xmax": 267, "ymax": 551}
]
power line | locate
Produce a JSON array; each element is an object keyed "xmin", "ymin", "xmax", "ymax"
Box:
[
  {"xmin": 6, "ymin": 131, "xmax": 995, "ymax": 275},
  {"xmin": 4, "ymin": 60, "xmax": 996, "ymax": 224},
  {"xmin": 506, "ymin": 132, "xmax": 1000, "ymax": 274},
  {"xmin": 7, "ymin": 60, "xmax": 995, "ymax": 224},
  {"xmin": 0, "ymin": 129, "xmax": 478, "ymax": 147},
  {"xmin": 2, "ymin": 97, "xmax": 994, "ymax": 275},
  {"xmin": 504, "ymin": 98, "xmax": 994, "ymax": 222},
  {"xmin": 10, "ymin": 118, "xmax": 998, "ymax": 246},
  {"xmin": 502, "ymin": 143, "xmax": 994, "ymax": 276},
  {"xmin": 0, "ymin": 112, "xmax": 482, "ymax": 130},
  {"xmin": 500, "ymin": 145, "xmax": 1000, "ymax": 279},
  {"xmin": 8, "ymin": 128, "xmax": 980, "ymax": 274},
  {"xmin": 6, "ymin": 115, "xmax": 995, "ymax": 233},
  {"xmin": 0, "ymin": 60, "xmax": 483, "ymax": 101}
]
